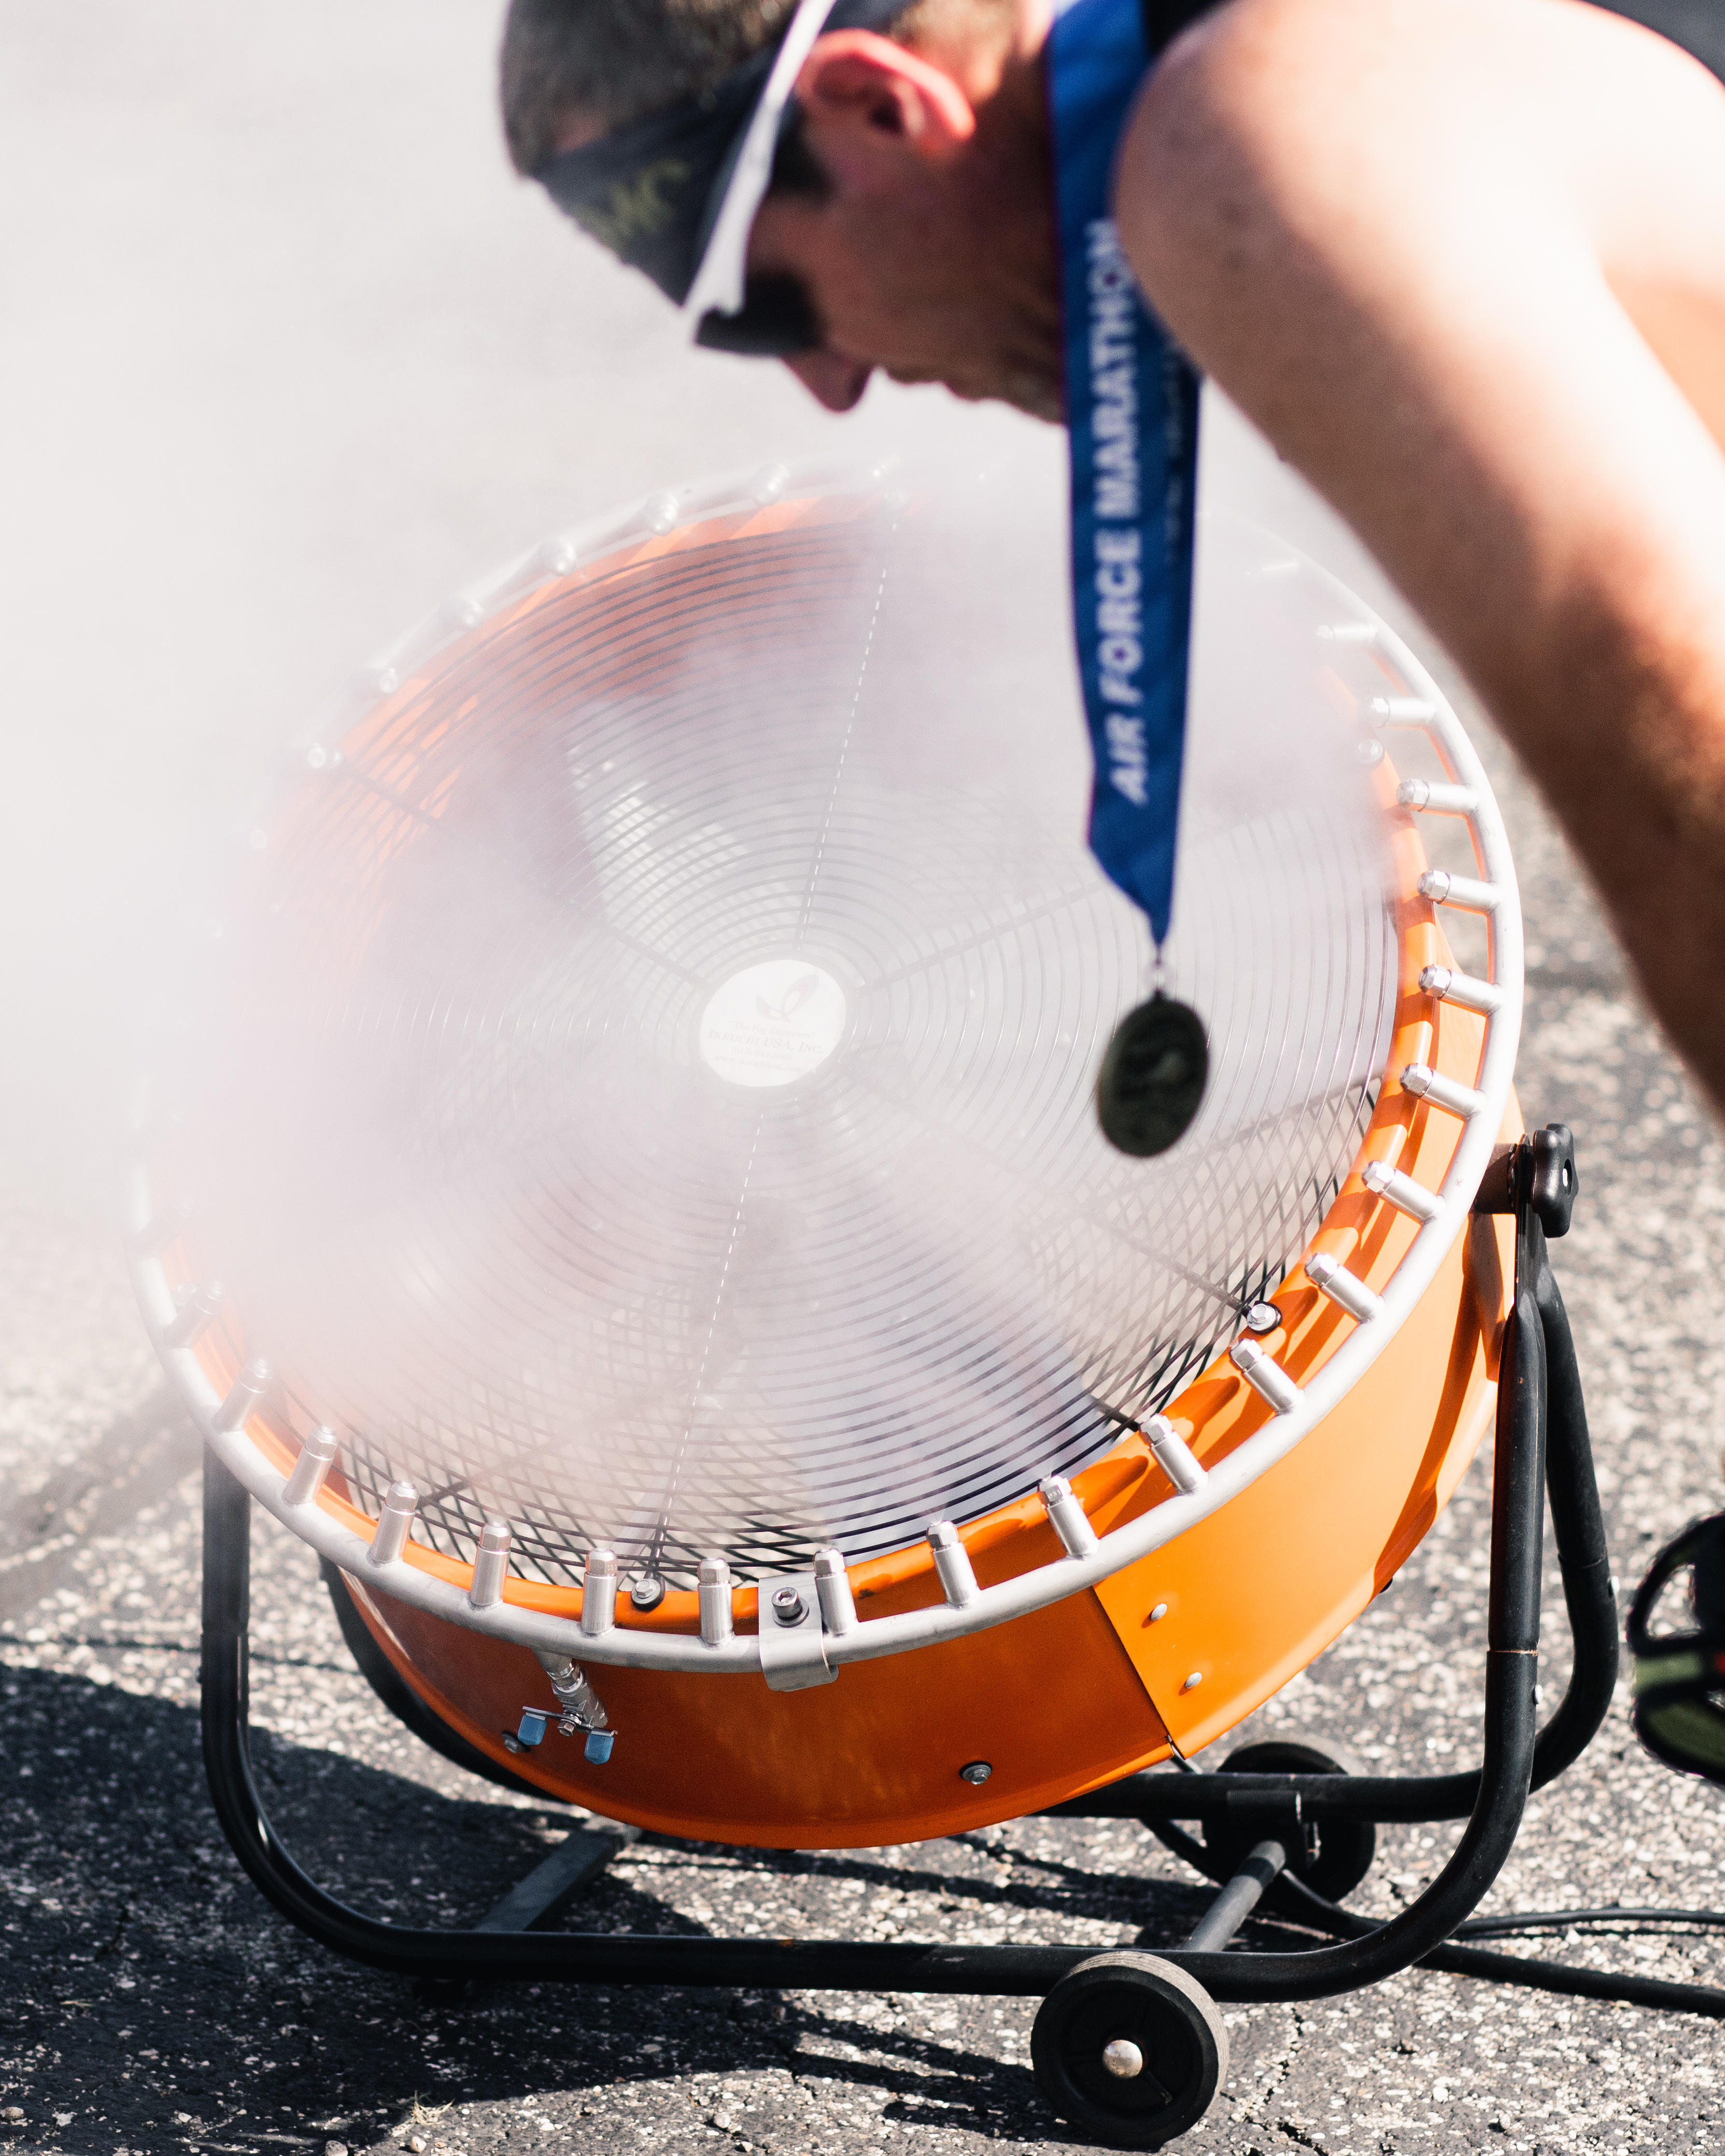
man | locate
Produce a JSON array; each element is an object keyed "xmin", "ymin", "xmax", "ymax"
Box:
[{"xmin": 500, "ymin": 0, "xmax": 1725, "ymax": 1120}]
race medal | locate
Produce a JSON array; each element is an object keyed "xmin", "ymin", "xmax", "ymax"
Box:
[
  {"xmin": 1095, "ymin": 992, "xmax": 1209, "ymax": 1158},
  {"xmin": 1049, "ymin": 0, "xmax": 1207, "ymax": 1155}
]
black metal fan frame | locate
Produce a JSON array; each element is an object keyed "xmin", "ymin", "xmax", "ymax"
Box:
[{"xmin": 196, "ymin": 1126, "xmax": 1725, "ymax": 2102}]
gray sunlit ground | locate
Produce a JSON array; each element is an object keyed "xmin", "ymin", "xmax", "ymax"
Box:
[{"xmin": 4, "ymin": 6, "xmax": 1725, "ymax": 2154}]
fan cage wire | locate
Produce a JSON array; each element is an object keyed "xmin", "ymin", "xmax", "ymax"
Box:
[{"xmin": 129, "ymin": 472, "xmax": 1521, "ymax": 1676}]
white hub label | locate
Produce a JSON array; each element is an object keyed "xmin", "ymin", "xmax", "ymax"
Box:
[{"xmin": 699, "ymin": 960, "xmax": 847, "ymax": 1089}]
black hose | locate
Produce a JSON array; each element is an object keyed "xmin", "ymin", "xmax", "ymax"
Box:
[{"xmin": 1143, "ymin": 1751, "xmax": 1725, "ymax": 2017}]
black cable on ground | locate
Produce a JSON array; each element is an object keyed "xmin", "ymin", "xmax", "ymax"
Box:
[
  {"xmin": 1142, "ymin": 1816, "xmax": 1725, "ymax": 2018},
  {"xmin": 1458, "ymin": 1907, "xmax": 1725, "ymax": 1937}
]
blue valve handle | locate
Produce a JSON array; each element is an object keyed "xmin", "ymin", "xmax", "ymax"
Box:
[{"xmin": 515, "ymin": 1706, "xmax": 614, "ymax": 1765}]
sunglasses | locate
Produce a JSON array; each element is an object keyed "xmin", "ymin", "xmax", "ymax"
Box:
[
  {"xmin": 695, "ymin": 271, "xmax": 824, "ymax": 359},
  {"xmin": 690, "ymin": 97, "xmax": 830, "ymax": 361},
  {"xmin": 680, "ymin": 0, "xmax": 851, "ymax": 358},
  {"xmin": 538, "ymin": 0, "xmax": 897, "ymax": 363}
]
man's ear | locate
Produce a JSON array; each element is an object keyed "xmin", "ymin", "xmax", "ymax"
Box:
[{"xmin": 795, "ymin": 30, "xmax": 978, "ymax": 157}]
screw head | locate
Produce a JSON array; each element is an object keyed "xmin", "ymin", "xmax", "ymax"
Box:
[
  {"xmin": 770, "ymin": 1586, "xmax": 806, "ymax": 1626},
  {"xmin": 1181, "ymin": 1670, "xmax": 1204, "ymax": 1692},
  {"xmin": 1356, "ymin": 737, "xmax": 1385, "ymax": 767},
  {"xmin": 501, "ymin": 1732, "xmax": 524, "ymax": 1755},
  {"xmin": 1241, "ymin": 1299, "xmax": 1282, "ymax": 1336},
  {"xmin": 959, "ymin": 1760, "xmax": 993, "ymax": 1785},
  {"xmin": 1149, "ymin": 1601, "xmax": 1169, "ymax": 1623},
  {"xmin": 1102, "ymin": 2038, "xmax": 1144, "ymax": 2080},
  {"xmin": 629, "ymin": 1573, "xmax": 666, "ymax": 1612}
]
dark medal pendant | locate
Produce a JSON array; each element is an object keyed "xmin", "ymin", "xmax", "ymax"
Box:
[{"xmin": 1095, "ymin": 992, "xmax": 1208, "ymax": 1158}]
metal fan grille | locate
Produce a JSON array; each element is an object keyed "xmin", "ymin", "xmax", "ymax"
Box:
[{"xmin": 160, "ymin": 491, "xmax": 1395, "ymax": 1589}]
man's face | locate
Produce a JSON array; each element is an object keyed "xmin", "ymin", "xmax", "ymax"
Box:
[{"xmin": 725, "ymin": 31, "xmax": 1065, "ymax": 419}]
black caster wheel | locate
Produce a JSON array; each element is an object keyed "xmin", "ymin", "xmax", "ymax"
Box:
[
  {"xmin": 1031, "ymin": 1951, "xmax": 1227, "ymax": 2149},
  {"xmin": 1203, "ymin": 1729, "xmax": 1377, "ymax": 1904}
]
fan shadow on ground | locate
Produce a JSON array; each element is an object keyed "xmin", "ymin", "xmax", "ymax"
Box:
[{"xmin": 0, "ymin": 1662, "xmax": 1262, "ymax": 2154}]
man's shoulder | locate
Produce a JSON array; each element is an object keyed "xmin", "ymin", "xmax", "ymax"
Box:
[
  {"xmin": 1114, "ymin": 0, "xmax": 1724, "ymax": 231},
  {"xmin": 1588, "ymin": 0, "xmax": 1725, "ymax": 87}
]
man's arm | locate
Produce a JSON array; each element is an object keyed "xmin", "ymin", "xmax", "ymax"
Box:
[{"xmin": 1115, "ymin": 0, "xmax": 1725, "ymax": 1107}]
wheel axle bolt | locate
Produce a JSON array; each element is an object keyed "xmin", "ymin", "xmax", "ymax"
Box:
[{"xmin": 1102, "ymin": 2038, "xmax": 1144, "ymax": 2080}]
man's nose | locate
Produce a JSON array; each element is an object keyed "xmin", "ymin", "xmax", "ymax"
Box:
[{"xmin": 784, "ymin": 351, "xmax": 873, "ymax": 412}]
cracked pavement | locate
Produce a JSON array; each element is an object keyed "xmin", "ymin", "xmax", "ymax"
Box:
[{"xmin": 4, "ymin": 3, "xmax": 1725, "ymax": 2152}]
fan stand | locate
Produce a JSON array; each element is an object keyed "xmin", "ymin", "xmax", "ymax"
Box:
[{"xmin": 194, "ymin": 1130, "xmax": 1652, "ymax": 2150}]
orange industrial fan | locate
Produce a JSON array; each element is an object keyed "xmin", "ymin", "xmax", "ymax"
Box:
[{"xmin": 134, "ymin": 465, "xmax": 1623, "ymax": 2148}]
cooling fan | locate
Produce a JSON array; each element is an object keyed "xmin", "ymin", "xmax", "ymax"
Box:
[{"xmin": 133, "ymin": 461, "xmax": 1521, "ymax": 1847}]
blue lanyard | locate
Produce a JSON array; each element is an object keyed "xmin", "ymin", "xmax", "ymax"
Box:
[{"xmin": 1048, "ymin": 0, "xmax": 1201, "ymax": 948}]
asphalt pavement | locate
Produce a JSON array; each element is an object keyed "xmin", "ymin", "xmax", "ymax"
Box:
[{"xmin": 5, "ymin": 5, "xmax": 1725, "ymax": 2153}]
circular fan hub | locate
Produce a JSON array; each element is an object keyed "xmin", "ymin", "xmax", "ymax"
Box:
[{"xmin": 699, "ymin": 960, "xmax": 849, "ymax": 1089}]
